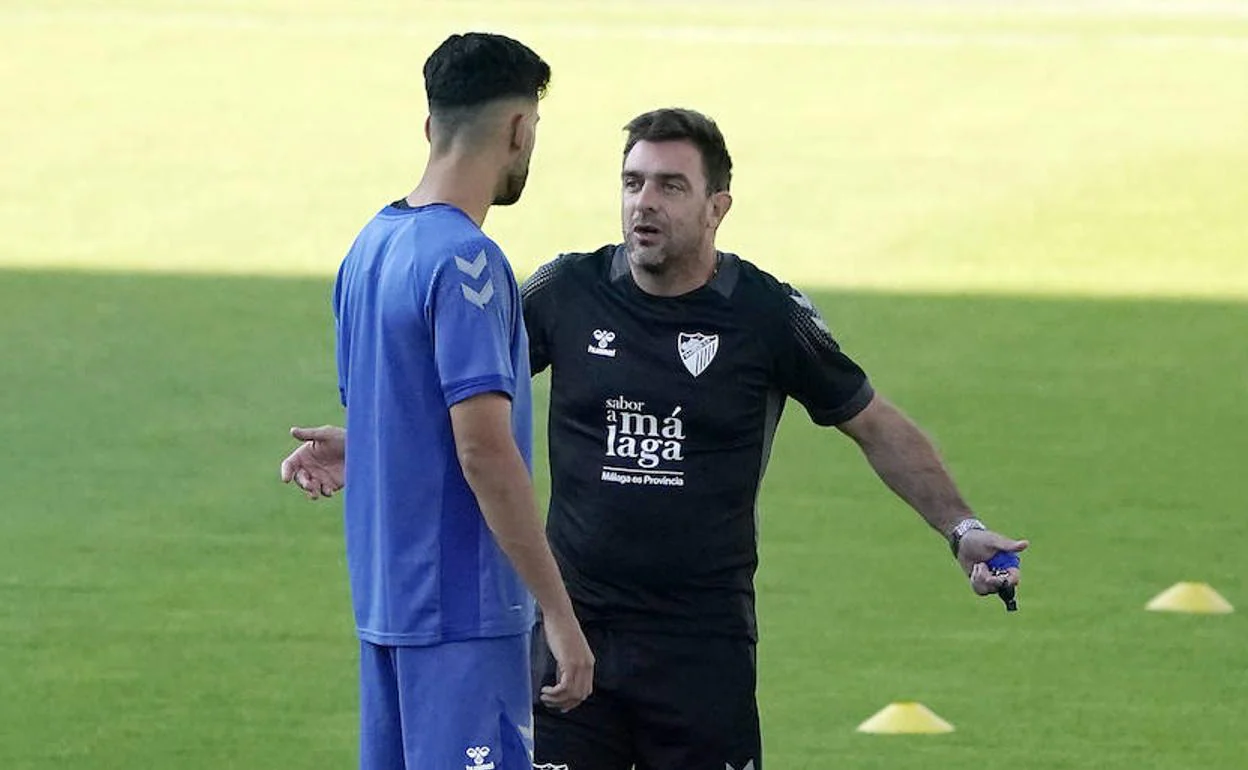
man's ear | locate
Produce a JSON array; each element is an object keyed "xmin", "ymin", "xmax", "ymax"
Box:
[
  {"xmin": 709, "ymin": 191, "xmax": 733, "ymax": 228},
  {"xmin": 508, "ymin": 112, "xmax": 527, "ymax": 153}
]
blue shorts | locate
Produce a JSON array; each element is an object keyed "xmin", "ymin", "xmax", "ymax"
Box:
[{"xmin": 359, "ymin": 634, "xmax": 533, "ymax": 770}]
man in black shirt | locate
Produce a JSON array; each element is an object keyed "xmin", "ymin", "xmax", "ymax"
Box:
[
  {"xmin": 518, "ymin": 108, "xmax": 1026, "ymax": 770},
  {"xmin": 282, "ymin": 108, "xmax": 1027, "ymax": 770}
]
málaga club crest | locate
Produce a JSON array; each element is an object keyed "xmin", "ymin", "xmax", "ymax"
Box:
[{"xmin": 678, "ymin": 332, "xmax": 719, "ymax": 377}]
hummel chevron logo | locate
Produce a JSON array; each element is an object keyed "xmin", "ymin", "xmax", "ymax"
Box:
[
  {"xmin": 461, "ymin": 281, "xmax": 495, "ymax": 309},
  {"xmin": 455, "ymin": 251, "xmax": 489, "ymax": 279},
  {"xmin": 455, "ymin": 250, "xmax": 495, "ymax": 308},
  {"xmin": 789, "ymin": 288, "xmax": 832, "ymax": 335}
]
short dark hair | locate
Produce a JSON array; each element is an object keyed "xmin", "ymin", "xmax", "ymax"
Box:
[
  {"xmin": 622, "ymin": 108, "xmax": 732, "ymax": 194},
  {"xmin": 423, "ymin": 33, "xmax": 550, "ymax": 111}
]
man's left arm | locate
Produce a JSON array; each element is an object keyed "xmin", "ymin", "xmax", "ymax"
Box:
[
  {"xmin": 836, "ymin": 395, "xmax": 971, "ymax": 535},
  {"xmin": 765, "ymin": 282, "xmax": 1027, "ymax": 597},
  {"xmin": 837, "ymin": 394, "xmax": 1028, "ymax": 595}
]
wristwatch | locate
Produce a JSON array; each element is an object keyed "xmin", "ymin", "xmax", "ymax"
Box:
[{"xmin": 947, "ymin": 517, "xmax": 986, "ymax": 557}]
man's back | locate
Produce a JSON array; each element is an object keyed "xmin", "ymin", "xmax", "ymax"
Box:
[{"xmin": 335, "ymin": 201, "xmax": 534, "ymax": 646}]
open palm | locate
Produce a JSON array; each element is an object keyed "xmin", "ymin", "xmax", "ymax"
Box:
[{"xmin": 279, "ymin": 425, "xmax": 345, "ymax": 499}]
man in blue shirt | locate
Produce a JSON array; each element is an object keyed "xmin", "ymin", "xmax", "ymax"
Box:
[{"xmin": 280, "ymin": 33, "xmax": 592, "ymax": 770}]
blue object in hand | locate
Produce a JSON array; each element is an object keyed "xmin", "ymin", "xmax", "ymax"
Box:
[
  {"xmin": 986, "ymin": 551, "xmax": 1020, "ymax": 612},
  {"xmin": 986, "ymin": 551, "xmax": 1020, "ymax": 572}
]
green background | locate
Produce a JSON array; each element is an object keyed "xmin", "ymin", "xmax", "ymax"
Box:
[{"xmin": 3, "ymin": 2, "xmax": 1245, "ymax": 768}]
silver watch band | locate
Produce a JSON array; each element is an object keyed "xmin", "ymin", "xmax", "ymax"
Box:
[{"xmin": 948, "ymin": 517, "xmax": 986, "ymax": 556}]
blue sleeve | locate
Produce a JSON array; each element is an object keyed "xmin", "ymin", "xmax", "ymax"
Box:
[
  {"xmin": 333, "ymin": 260, "xmax": 348, "ymax": 407},
  {"xmin": 426, "ymin": 240, "xmax": 517, "ymax": 407}
]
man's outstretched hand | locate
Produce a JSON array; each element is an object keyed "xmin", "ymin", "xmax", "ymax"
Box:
[
  {"xmin": 279, "ymin": 425, "xmax": 345, "ymax": 499},
  {"xmin": 957, "ymin": 528, "xmax": 1028, "ymax": 597}
]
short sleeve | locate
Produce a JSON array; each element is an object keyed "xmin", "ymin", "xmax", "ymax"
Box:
[
  {"xmin": 520, "ymin": 256, "xmax": 565, "ymax": 375},
  {"xmin": 333, "ymin": 259, "xmax": 349, "ymax": 407},
  {"xmin": 426, "ymin": 240, "xmax": 518, "ymax": 407},
  {"xmin": 773, "ymin": 285, "xmax": 874, "ymax": 426}
]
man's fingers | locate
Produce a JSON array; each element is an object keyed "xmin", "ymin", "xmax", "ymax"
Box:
[
  {"xmin": 539, "ymin": 689, "xmax": 587, "ymax": 712},
  {"xmin": 959, "ymin": 530, "xmax": 1029, "ymax": 565},
  {"xmin": 969, "ymin": 563, "xmax": 990, "ymax": 594},
  {"xmin": 290, "ymin": 426, "xmax": 325, "ymax": 442},
  {"xmin": 539, "ymin": 666, "xmax": 592, "ymax": 712},
  {"xmin": 969, "ymin": 562, "xmax": 1021, "ymax": 596},
  {"xmin": 994, "ymin": 536, "xmax": 1029, "ymax": 553},
  {"xmin": 294, "ymin": 469, "xmax": 321, "ymax": 499},
  {"xmin": 539, "ymin": 679, "xmax": 578, "ymax": 711},
  {"xmin": 319, "ymin": 474, "xmax": 344, "ymax": 497},
  {"xmin": 539, "ymin": 681, "xmax": 568, "ymax": 708},
  {"xmin": 970, "ymin": 563, "xmax": 1005, "ymax": 595}
]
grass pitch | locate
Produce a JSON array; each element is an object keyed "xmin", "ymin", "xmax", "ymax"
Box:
[{"xmin": 2, "ymin": 1, "xmax": 1246, "ymax": 768}]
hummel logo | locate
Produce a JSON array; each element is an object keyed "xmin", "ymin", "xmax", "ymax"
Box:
[
  {"xmin": 588, "ymin": 329, "xmax": 617, "ymax": 358},
  {"xmin": 455, "ymin": 251, "xmax": 488, "ymax": 279},
  {"xmin": 789, "ymin": 288, "xmax": 831, "ymax": 335},
  {"xmin": 456, "ymin": 250, "xmax": 494, "ymax": 309},
  {"xmin": 727, "ymin": 761, "xmax": 756, "ymax": 770},
  {"xmin": 465, "ymin": 745, "xmax": 495, "ymax": 770},
  {"xmin": 461, "ymin": 281, "xmax": 495, "ymax": 309}
]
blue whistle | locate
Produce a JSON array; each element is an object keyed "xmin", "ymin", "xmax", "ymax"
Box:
[{"xmin": 986, "ymin": 551, "xmax": 1020, "ymax": 612}]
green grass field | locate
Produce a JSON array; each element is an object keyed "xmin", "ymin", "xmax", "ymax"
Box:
[{"xmin": 3, "ymin": 1, "xmax": 1247, "ymax": 768}]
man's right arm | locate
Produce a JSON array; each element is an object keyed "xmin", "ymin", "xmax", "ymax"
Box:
[
  {"xmin": 449, "ymin": 391, "xmax": 593, "ymax": 711},
  {"xmin": 520, "ymin": 255, "xmax": 568, "ymax": 375}
]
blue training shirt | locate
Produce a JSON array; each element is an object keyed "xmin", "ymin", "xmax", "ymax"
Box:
[{"xmin": 333, "ymin": 202, "xmax": 535, "ymax": 646}]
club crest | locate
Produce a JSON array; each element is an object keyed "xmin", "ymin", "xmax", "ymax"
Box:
[{"xmin": 678, "ymin": 332, "xmax": 719, "ymax": 377}]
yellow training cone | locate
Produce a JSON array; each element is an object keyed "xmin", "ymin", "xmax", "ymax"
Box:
[
  {"xmin": 856, "ymin": 702, "xmax": 954, "ymax": 734},
  {"xmin": 1146, "ymin": 582, "xmax": 1233, "ymax": 614}
]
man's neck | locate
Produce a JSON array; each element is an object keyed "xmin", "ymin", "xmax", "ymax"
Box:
[
  {"xmin": 630, "ymin": 246, "xmax": 719, "ymax": 297},
  {"xmin": 406, "ymin": 154, "xmax": 495, "ymax": 227}
]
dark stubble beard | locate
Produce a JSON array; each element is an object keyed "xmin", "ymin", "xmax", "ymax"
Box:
[
  {"xmin": 493, "ymin": 161, "xmax": 529, "ymax": 207},
  {"xmin": 633, "ymin": 247, "xmax": 671, "ymax": 275},
  {"xmin": 628, "ymin": 220, "xmax": 704, "ymax": 276}
]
